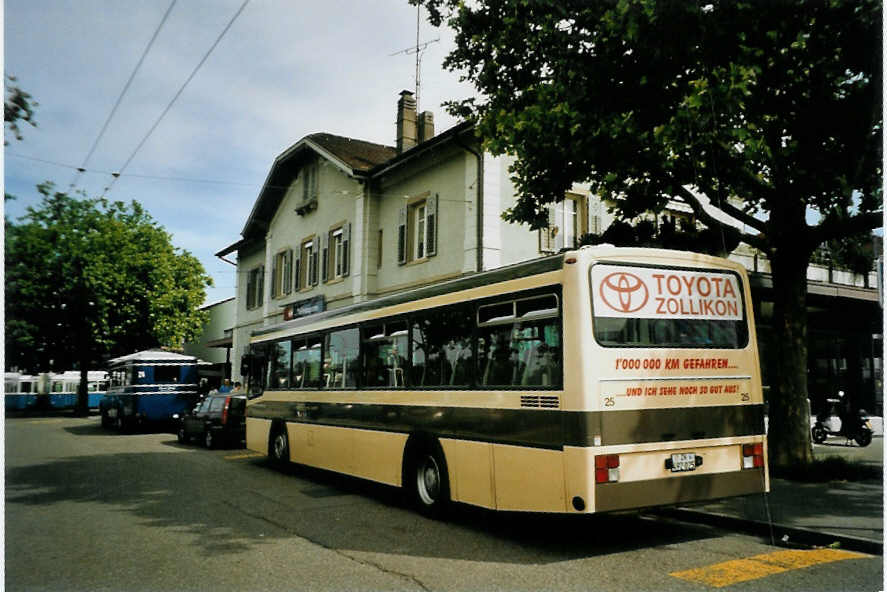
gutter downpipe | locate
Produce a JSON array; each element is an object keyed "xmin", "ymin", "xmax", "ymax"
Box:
[{"xmin": 455, "ymin": 131, "xmax": 484, "ymax": 273}]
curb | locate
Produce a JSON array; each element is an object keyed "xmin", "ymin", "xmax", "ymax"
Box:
[{"xmin": 655, "ymin": 508, "xmax": 883, "ymax": 556}]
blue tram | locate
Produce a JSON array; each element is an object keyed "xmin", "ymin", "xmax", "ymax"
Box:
[
  {"xmin": 5, "ymin": 371, "xmax": 108, "ymax": 411},
  {"xmin": 100, "ymin": 350, "xmax": 202, "ymax": 430}
]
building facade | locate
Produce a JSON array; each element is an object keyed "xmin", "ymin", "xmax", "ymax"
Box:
[
  {"xmin": 215, "ymin": 91, "xmax": 881, "ymax": 415},
  {"xmin": 216, "ymin": 91, "xmax": 604, "ymax": 384}
]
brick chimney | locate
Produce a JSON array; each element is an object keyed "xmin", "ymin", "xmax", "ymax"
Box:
[
  {"xmin": 417, "ymin": 111, "xmax": 434, "ymax": 143},
  {"xmin": 396, "ymin": 90, "xmax": 417, "ymax": 153}
]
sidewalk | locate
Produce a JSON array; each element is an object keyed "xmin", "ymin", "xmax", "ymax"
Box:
[{"xmin": 662, "ymin": 435, "xmax": 883, "ymax": 554}]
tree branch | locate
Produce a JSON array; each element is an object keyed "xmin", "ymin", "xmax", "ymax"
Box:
[
  {"xmin": 808, "ymin": 210, "xmax": 883, "ymax": 249},
  {"xmin": 677, "ymin": 186, "xmax": 769, "ymax": 252},
  {"xmin": 690, "ymin": 180, "xmax": 769, "ymax": 234}
]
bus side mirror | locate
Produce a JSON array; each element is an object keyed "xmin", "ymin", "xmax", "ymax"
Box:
[{"xmin": 240, "ymin": 355, "xmax": 252, "ymax": 377}]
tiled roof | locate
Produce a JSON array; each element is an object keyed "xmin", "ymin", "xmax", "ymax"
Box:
[{"xmin": 308, "ymin": 133, "xmax": 397, "ymax": 172}]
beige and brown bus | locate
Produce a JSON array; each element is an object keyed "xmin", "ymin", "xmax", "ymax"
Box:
[{"xmin": 243, "ymin": 245, "xmax": 768, "ymax": 517}]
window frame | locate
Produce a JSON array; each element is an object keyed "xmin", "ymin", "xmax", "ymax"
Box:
[
  {"xmin": 245, "ymin": 265, "xmax": 265, "ymax": 310},
  {"xmin": 271, "ymin": 248, "xmax": 293, "ymax": 299},
  {"xmin": 540, "ymin": 193, "xmax": 587, "ymax": 254},
  {"xmin": 300, "ymin": 236, "xmax": 318, "ymax": 289},
  {"xmin": 398, "ymin": 193, "xmax": 438, "ymax": 265},
  {"xmin": 246, "ymin": 286, "xmax": 563, "ymax": 394}
]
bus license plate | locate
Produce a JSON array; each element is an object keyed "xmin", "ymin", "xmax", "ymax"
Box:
[{"xmin": 670, "ymin": 453, "xmax": 696, "ymax": 472}]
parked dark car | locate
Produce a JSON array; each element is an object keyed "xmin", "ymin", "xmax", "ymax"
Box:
[{"xmin": 176, "ymin": 392, "xmax": 246, "ymax": 449}]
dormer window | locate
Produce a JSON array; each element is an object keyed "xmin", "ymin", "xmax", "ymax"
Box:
[{"xmin": 296, "ymin": 160, "xmax": 319, "ymax": 216}]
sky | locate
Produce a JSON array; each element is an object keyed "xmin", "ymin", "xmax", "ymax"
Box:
[{"xmin": 4, "ymin": 0, "xmax": 475, "ymax": 305}]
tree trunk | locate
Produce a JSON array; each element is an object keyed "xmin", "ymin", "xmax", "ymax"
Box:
[
  {"xmin": 766, "ymin": 246, "xmax": 814, "ymax": 466},
  {"xmin": 75, "ymin": 362, "xmax": 89, "ymax": 417}
]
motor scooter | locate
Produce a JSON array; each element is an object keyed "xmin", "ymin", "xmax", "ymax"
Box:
[{"xmin": 811, "ymin": 391, "xmax": 873, "ymax": 447}]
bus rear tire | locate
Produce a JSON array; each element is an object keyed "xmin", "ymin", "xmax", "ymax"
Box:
[
  {"xmin": 406, "ymin": 441, "xmax": 450, "ymax": 519},
  {"xmin": 269, "ymin": 424, "xmax": 289, "ymax": 468}
]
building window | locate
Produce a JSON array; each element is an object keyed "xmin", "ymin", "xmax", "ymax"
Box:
[
  {"xmin": 322, "ymin": 223, "xmax": 350, "ymax": 282},
  {"xmin": 300, "ymin": 237, "xmax": 318, "ymax": 288},
  {"xmin": 246, "ymin": 265, "xmax": 265, "ymax": 309},
  {"xmin": 398, "ymin": 193, "xmax": 437, "ymax": 265},
  {"xmin": 333, "ymin": 229, "xmax": 345, "ymax": 277},
  {"xmin": 302, "ymin": 161, "xmax": 318, "ymax": 203},
  {"xmin": 414, "ymin": 203, "xmax": 427, "ymax": 260},
  {"xmin": 271, "ymin": 249, "xmax": 293, "ymax": 299},
  {"xmin": 295, "ymin": 160, "xmax": 319, "ymax": 216},
  {"xmin": 540, "ymin": 193, "xmax": 586, "ymax": 253}
]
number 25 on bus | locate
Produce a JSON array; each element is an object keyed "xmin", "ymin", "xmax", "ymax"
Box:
[{"xmin": 242, "ymin": 246, "xmax": 767, "ymax": 517}]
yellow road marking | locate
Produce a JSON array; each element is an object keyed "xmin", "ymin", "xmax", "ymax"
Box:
[
  {"xmin": 670, "ymin": 548, "xmax": 869, "ymax": 588},
  {"xmin": 224, "ymin": 452, "xmax": 265, "ymax": 460}
]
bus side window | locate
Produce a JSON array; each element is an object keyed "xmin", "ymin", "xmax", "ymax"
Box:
[
  {"xmin": 324, "ymin": 327, "xmax": 359, "ymax": 389},
  {"xmin": 477, "ymin": 294, "xmax": 561, "ymax": 388},
  {"xmin": 410, "ymin": 304, "xmax": 474, "ymax": 388},
  {"xmin": 267, "ymin": 340, "xmax": 292, "ymax": 390},
  {"xmin": 362, "ymin": 321, "xmax": 408, "ymax": 388},
  {"xmin": 293, "ymin": 337, "xmax": 323, "ymax": 388}
]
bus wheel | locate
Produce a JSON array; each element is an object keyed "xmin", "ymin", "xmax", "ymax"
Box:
[
  {"xmin": 177, "ymin": 425, "xmax": 189, "ymax": 444},
  {"xmin": 269, "ymin": 425, "xmax": 289, "ymax": 468},
  {"xmin": 409, "ymin": 443, "xmax": 450, "ymax": 519},
  {"xmin": 116, "ymin": 414, "xmax": 127, "ymax": 433}
]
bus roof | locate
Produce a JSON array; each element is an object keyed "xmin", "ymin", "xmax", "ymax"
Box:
[
  {"xmin": 253, "ymin": 253, "xmax": 566, "ymax": 339},
  {"xmin": 107, "ymin": 350, "xmax": 199, "ymax": 368}
]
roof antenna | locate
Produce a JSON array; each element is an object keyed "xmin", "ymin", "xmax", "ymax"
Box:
[{"xmin": 389, "ymin": 4, "xmax": 439, "ymax": 112}]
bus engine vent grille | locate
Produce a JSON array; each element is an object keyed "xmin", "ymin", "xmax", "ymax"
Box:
[{"xmin": 520, "ymin": 395, "xmax": 560, "ymax": 409}]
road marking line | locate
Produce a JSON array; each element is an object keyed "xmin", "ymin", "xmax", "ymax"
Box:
[
  {"xmin": 670, "ymin": 548, "xmax": 869, "ymax": 588},
  {"xmin": 26, "ymin": 419, "xmax": 64, "ymax": 424},
  {"xmin": 224, "ymin": 452, "xmax": 265, "ymax": 460}
]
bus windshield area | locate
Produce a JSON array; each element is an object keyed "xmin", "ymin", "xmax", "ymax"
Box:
[
  {"xmin": 593, "ymin": 317, "xmax": 747, "ymax": 349},
  {"xmin": 590, "ymin": 263, "xmax": 749, "ymax": 349}
]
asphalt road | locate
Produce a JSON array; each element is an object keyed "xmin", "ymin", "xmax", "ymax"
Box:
[{"xmin": 5, "ymin": 415, "xmax": 883, "ymax": 591}]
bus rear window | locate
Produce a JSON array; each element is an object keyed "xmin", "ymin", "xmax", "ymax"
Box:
[{"xmin": 590, "ymin": 264, "xmax": 748, "ymax": 349}]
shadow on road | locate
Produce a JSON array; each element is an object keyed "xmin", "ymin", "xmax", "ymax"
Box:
[
  {"xmin": 6, "ymin": 447, "xmax": 721, "ymax": 564},
  {"xmin": 63, "ymin": 422, "xmax": 177, "ymax": 437}
]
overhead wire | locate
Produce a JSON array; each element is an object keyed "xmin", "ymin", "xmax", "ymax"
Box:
[
  {"xmin": 68, "ymin": 0, "xmax": 178, "ymax": 192},
  {"xmin": 9, "ymin": 151, "xmax": 475, "ymax": 203},
  {"xmin": 101, "ymin": 0, "xmax": 251, "ymax": 197}
]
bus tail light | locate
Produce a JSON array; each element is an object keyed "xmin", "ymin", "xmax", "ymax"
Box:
[
  {"xmin": 595, "ymin": 454, "xmax": 620, "ymax": 483},
  {"xmin": 742, "ymin": 443, "xmax": 764, "ymax": 469},
  {"xmin": 221, "ymin": 396, "xmax": 231, "ymax": 425}
]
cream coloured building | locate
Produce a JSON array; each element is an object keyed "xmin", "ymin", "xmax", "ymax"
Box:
[{"xmin": 216, "ymin": 91, "xmax": 602, "ymax": 382}]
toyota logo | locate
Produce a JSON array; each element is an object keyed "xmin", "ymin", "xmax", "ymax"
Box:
[{"xmin": 599, "ymin": 272, "xmax": 649, "ymax": 313}]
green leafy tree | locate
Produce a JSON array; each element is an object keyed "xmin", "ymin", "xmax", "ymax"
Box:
[
  {"xmin": 4, "ymin": 75, "xmax": 38, "ymax": 144},
  {"xmin": 5, "ymin": 183, "xmax": 212, "ymax": 414},
  {"xmin": 420, "ymin": 0, "xmax": 882, "ymax": 465}
]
